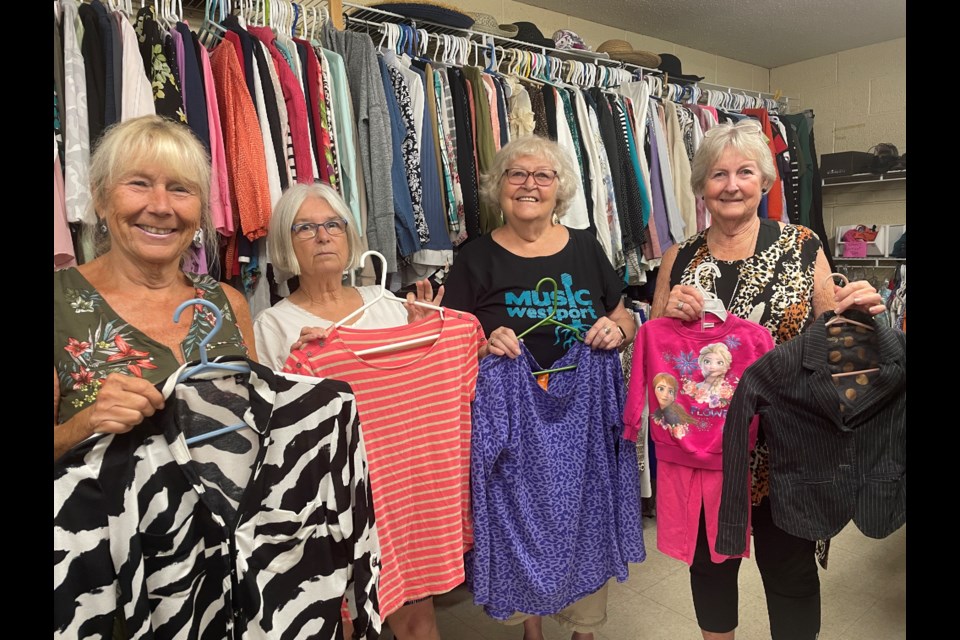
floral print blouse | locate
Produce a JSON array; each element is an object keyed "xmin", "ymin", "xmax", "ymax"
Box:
[{"xmin": 54, "ymin": 268, "xmax": 248, "ymax": 424}]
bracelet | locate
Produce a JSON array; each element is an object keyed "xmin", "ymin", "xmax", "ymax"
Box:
[{"xmin": 615, "ymin": 324, "xmax": 627, "ymax": 343}]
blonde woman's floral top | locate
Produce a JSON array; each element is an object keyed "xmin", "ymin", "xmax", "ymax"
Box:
[{"xmin": 54, "ymin": 268, "xmax": 248, "ymax": 424}]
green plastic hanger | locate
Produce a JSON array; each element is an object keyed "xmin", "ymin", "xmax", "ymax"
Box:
[{"xmin": 517, "ymin": 277, "xmax": 583, "ymax": 376}]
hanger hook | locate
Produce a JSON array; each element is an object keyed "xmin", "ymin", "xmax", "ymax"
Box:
[
  {"xmin": 694, "ymin": 262, "xmax": 722, "ymax": 300},
  {"xmin": 173, "ymin": 299, "xmax": 223, "ymax": 367}
]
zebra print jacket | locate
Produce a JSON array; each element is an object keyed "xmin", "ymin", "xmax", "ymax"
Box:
[{"xmin": 54, "ymin": 360, "xmax": 381, "ymax": 639}]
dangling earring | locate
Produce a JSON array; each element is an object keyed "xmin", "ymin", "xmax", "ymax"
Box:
[
  {"xmin": 552, "ymin": 212, "xmax": 560, "ymax": 225},
  {"xmin": 97, "ymin": 218, "xmax": 108, "ymax": 235},
  {"xmin": 193, "ymin": 228, "xmax": 204, "ymax": 248}
]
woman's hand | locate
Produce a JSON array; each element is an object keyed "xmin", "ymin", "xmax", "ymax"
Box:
[
  {"xmin": 834, "ymin": 280, "xmax": 885, "ymax": 316},
  {"xmin": 481, "ymin": 326, "xmax": 522, "ymax": 359},
  {"xmin": 584, "ymin": 317, "xmax": 626, "ymax": 351},
  {"xmin": 405, "ymin": 279, "xmax": 445, "ymax": 323},
  {"xmin": 87, "ymin": 373, "xmax": 166, "ymax": 435},
  {"xmin": 291, "ymin": 326, "xmax": 332, "ymax": 352},
  {"xmin": 660, "ymin": 284, "xmax": 705, "ymax": 322}
]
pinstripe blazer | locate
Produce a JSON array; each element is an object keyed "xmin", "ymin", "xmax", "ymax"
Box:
[{"xmin": 717, "ymin": 311, "xmax": 906, "ymax": 553}]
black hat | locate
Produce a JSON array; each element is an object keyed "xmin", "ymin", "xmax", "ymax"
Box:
[
  {"xmin": 658, "ymin": 53, "xmax": 705, "ymax": 85},
  {"xmin": 367, "ymin": 2, "xmax": 475, "ymax": 29},
  {"xmin": 510, "ymin": 21, "xmax": 554, "ymax": 48}
]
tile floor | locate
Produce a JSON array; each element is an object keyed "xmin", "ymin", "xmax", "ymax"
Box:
[{"xmin": 387, "ymin": 518, "xmax": 906, "ymax": 640}]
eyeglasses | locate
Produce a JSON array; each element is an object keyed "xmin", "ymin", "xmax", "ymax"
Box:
[
  {"xmin": 503, "ymin": 168, "xmax": 559, "ymax": 186},
  {"xmin": 703, "ymin": 119, "xmax": 763, "ymax": 137},
  {"xmin": 291, "ymin": 219, "xmax": 347, "ymax": 239}
]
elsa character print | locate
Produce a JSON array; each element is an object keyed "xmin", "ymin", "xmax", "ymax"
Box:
[{"xmin": 682, "ymin": 342, "xmax": 736, "ymax": 408}]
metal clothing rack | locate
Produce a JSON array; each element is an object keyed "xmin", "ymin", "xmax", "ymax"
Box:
[{"xmin": 341, "ymin": 1, "xmax": 792, "ymax": 112}]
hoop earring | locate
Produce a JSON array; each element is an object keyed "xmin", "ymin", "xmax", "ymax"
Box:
[{"xmin": 193, "ymin": 229, "xmax": 204, "ymax": 248}]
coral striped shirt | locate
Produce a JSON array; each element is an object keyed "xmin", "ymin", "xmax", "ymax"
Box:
[{"xmin": 284, "ymin": 311, "xmax": 484, "ymax": 618}]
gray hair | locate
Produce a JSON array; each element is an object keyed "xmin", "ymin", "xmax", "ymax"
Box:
[
  {"xmin": 479, "ymin": 135, "xmax": 579, "ymax": 218},
  {"xmin": 267, "ymin": 182, "xmax": 361, "ymax": 279},
  {"xmin": 85, "ymin": 115, "xmax": 216, "ymax": 260},
  {"xmin": 690, "ymin": 121, "xmax": 777, "ymax": 196}
]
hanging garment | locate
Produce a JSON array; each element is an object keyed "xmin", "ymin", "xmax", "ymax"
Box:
[
  {"xmin": 623, "ymin": 315, "xmax": 774, "ymax": 564},
  {"xmin": 249, "ymin": 26, "xmax": 315, "ymax": 184},
  {"xmin": 54, "ymin": 361, "xmax": 381, "ymax": 640},
  {"xmin": 449, "ymin": 68, "xmax": 481, "ymax": 240},
  {"xmin": 78, "ymin": 2, "xmax": 106, "ymax": 142},
  {"xmin": 718, "ymin": 311, "xmax": 906, "ymax": 552},
  {"xmin": 134, "ymin": 5, "xmax": 186, "ymax": 123},
  {"xmin": 743, "ymin": 107, "xmax": 785, "ymax": 221},
  {"xmin": 552, "ymin": 87, "xmax": 590, "ymax": 230},
  {"xmin": 650, "ymin": 101, "xmax": 686, "ymax": 244},
  {"xmin": 505, "ymin": 76, "xmax": 534, "ymax": 137},
  {"xmin": 434, "ymin": 70, "xmax": 463, "ymax": 239},
  {"xmin": 90, "ymin": 0, "xmax": 118, "ymax": 129},
  {"xmin": 574, "ymin": 89, "xmax": 615, "ymax": 263},
  {"xmin": 251, "ymin": 38, "xmax": 292, "ymax": 192},
  {"xmin": 462, "ymin": 66, "xmax": 499, "ymax": 234},
  {"xmin": 174, "ymin": 22, "xmax": 210, "ymax": 149},
  {"xmin": 467, "ymin": 342, "xmax": 644, "ymax": 619},
  {"xmin": 198, "ymin": 44, "xmax": 235, "ymax": 238},
  {"xmin": 322, "ymin": 24, "xmax": 397, "ymax": 271},
  {"xmin": 317, "ymin": 47, "xmax": 342, "ymax": 189},
  {"xmin": 663, "ymin": 101, "xmax": 697, "ymax": 240},
  {"xmin": 54, "ymin": 147, "xmax": 76, "ymax": 270},
  {"xmin": 324, "ymin": 47, "xmax": 362, "ymax": 228},
  {"xmin": 61, "ymin": 0, "xmax": 94, "ymax": 226},
  {"xmin": 376, "ymin": 57, "xmax": 420, "ymax": 258},
  {"xmin": 285, "ymin": 313, "xmax": 484, "ymax": 619},
  {"xmin": 210, "ymin": 37, "xmax": 271, "ymax": 243},
  {"xmin": 385, "ymin": 63, "xmax": 429, "ymax": 246},
  {"xmin": 406, "ymin": 63, "xmax": 453, "ymax": 271},
  {"xmin": 117, "ymin": 12, "xmax": 154, "ymax": 121}
]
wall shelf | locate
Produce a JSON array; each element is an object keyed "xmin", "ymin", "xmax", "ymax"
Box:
[
  {"xmin": 833, "ymin": 257, "xmax": 905, "ymax": 266},
  {"xmin": 822, "ymin": 170, "xmax": 906, "ymax": 187}
]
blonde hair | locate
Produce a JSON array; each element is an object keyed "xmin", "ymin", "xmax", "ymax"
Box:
[
  {"xmin": 479, "ymin": 135, "xmax": 579, "ymax": 217},
  {"xmin": 698, "ymin": 343, "xmax": 733, "ymax": 369},
  {"xmin": 86, "ymin": 115, "xmax": 214, "ymax": 259},
  {"xmin": 690, "ymin": 121, "xmax": 776, "ymax": 196},
  {"xmin": 267, "ymin": 183, "xmax": 362, "ymax": 279}
]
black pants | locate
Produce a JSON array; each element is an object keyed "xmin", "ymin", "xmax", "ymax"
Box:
[{"xmin": 689, "ymin": 498, "xmax": 821, "ymax": 639}]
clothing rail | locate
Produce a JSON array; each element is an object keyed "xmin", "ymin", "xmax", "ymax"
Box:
[{"xmin": 341, "ymin": 2, "xmax": 791, "ymax": 112}]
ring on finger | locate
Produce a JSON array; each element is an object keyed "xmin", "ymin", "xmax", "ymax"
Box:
[
  {"xmin": 604, "ymin": 327, "xmax": 611, "ymax": 335},
  {"xmin": 676, "ymin": 300, "xmax": 684, "ymax": 310}
]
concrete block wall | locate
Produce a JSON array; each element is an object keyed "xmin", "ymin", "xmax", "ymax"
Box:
[{"xmin": 770, "ymin": 39, "xmax": 906, "ymax": 251}]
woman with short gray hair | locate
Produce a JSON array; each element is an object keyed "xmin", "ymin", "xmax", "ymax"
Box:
[{"xmin": 254, "ymin": 182, "xmax": 441, "ymax": 371}]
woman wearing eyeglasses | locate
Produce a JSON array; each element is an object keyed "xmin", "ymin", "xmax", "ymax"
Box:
[
  {"xmin": 253, "ymin": 183, "xmax": 441, "ymax": 372},
  {"xmin": 651, "ymin": 121, "xmax": 885, "ymax": 640},
  {"xmin": 254, "ymin": 182, "xmax": 447, "ymax": 639},
  {"xmin": 442, "ymin": 135, "xmax": 636, "ymax": 640}
]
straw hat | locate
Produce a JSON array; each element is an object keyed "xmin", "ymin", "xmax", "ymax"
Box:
[
  {"xmin": 596, "ymin": 39, "xmax": 661, "ymax": 68},
  {"xmin": 466, "ymin": 12, "xmax": 519, "ymax": 38}
]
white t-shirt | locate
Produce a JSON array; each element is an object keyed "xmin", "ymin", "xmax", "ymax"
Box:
[{"xmin": 254, "ymin": 285, "xmax": 409, "ymax": 370}]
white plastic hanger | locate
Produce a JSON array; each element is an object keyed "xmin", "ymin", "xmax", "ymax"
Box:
[
  {"xmin": 694, "ymin": 262, "xmax": 728, "ymax": 329},
  {"xmin": 335, "ymin": 250, "xmax": 445, "ymax": 330}
]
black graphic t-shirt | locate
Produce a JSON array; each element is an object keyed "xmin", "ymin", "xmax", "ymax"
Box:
[{"xmin": 444, "ymin": 228, "xmax": 623, "ymax": 367}]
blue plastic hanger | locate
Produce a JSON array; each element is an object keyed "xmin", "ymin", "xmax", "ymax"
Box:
[{"xmin": 173, "ymin": 298, "xmax": 251, "ymax": 445}]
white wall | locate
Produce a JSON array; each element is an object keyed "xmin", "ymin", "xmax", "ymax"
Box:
[{"xmin": 770, "ymin": 38, "xmax": 906, "ymax": 246}]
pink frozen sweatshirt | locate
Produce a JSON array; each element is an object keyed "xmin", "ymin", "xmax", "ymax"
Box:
[{"xmin": 623, "ymin": 314, "xmax": 775, "ymax": 470}]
